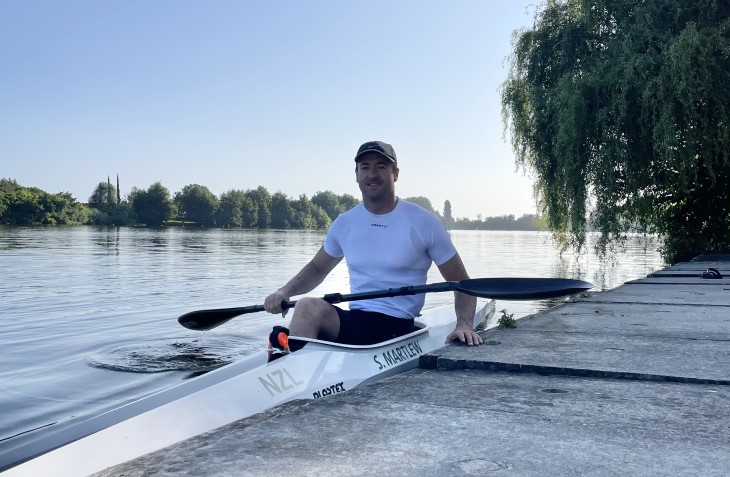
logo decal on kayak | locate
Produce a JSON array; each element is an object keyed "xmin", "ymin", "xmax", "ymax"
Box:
[
  {"xmin": 258, "ymin": 368, "xmax": 305, "ymax": 397},
  {"xmin": 313, "ymin": 382, "xmax": 345, "ymax": 399},
  {"xmin": 373, "ymin": 339, "xmax": 423, "ymax": 371}
]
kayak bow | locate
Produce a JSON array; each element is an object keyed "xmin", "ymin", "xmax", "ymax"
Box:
[{"xmin": 2, "ymin": 300, "xmax": 495, "ymax": 476}]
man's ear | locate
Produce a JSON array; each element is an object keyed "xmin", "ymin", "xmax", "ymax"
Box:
[{"xmin": 393, "ymin": 165, "xmax": 399, "ymax": 182}]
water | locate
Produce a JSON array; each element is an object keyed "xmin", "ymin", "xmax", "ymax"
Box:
[{"xmin": 0, "ymin": 226, "xmax": 664, "ymax": 447}]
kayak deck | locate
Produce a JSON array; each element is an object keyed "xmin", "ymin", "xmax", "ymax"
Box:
[{"xmin": 2, "ymin": 299, "xmax": 494, "ymax": 476}]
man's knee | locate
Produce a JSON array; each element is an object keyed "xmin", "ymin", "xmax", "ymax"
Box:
[
  {"xmin": 292, "ymin": 297, "xmax": 332, "ymax": 322},
  {"xmin": 290, "ymin": 297, "xmax": 339, "ymax": 340},
  {"xmin": 293, "ymin": 297, "xmax": 324, "ymax": 314}
]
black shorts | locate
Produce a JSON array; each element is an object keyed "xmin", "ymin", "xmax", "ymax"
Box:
[{"xmin": 334, "ymin": 306, "xmax": 415, "ymax": 345}]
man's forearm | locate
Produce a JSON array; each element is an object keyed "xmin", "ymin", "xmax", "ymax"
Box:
[
  {"xmin": 279, "ymin": 260, "xmax": 328, "ymax": 297},
  {"xmin": 274, "ymin": 246, "xmax": 342, "ymax": 301},
  {"xmin": 454, "ymin": 291, "xmax": 477, "ymax": 329}
]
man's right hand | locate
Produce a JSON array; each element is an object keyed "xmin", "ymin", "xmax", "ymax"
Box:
[{"xmin": 264, "ymin": 290, "xmax": 290, "ymax": 317}]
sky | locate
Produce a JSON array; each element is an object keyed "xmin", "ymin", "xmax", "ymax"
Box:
[{"xmin": 0, "ymin": 1, "xmax": 542, "ymax": 220}]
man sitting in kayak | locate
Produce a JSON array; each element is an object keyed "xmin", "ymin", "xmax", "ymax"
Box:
[{"xmin": 264, "ymin": 141, "xmax": 481, "ymax": 359}]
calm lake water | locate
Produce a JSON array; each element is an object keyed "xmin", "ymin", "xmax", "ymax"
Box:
[{"xmin": 0, "ymin": 226, "xmax": 664, "ymax": 451}]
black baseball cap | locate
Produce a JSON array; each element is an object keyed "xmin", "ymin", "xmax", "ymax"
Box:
[{"xmin": 354, "ymin": 141, "xmax": 397, "ymax": 164}]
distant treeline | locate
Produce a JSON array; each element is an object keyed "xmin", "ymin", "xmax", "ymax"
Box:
[
  {"xmin": 0, "ymin": 178, "xmax": 542, "ymax": 231},
  {"xmin": 450, "ymin": 214, "xmax": 543, "ymax": 231}
]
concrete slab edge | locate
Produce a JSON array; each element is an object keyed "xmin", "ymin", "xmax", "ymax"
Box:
[
  {"xmin": 578, "ymin": 298, "xmax": 730, "ymax": 308},
  {"xmin": 638, "ymin": 277, "xmax": 730, "ymax": 283},
  {"xmin": 419, "ymin": 357, "xmax": 730, "ymax": 386}
]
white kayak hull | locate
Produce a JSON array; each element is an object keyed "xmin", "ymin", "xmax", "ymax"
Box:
[{"xmin": 2, "ymin": 300, "xmax": 494, "ymax": 476}]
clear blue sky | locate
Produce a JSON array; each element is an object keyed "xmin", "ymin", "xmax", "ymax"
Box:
[{"xmin": 1, "ymin": 1, "xmax": 541, "ymax": 219}]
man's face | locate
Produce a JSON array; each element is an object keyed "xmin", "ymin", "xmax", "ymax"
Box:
[{"xmin": 355, "ymin": 153, "xmax": 399, "ymax": 201}]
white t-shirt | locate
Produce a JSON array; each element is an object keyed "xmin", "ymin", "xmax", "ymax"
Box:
[{"xmin": 323, "ymin": 199, "xmax": 456, "ymax": 318}]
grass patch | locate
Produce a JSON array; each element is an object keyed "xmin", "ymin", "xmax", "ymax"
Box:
[{"xmin": 497, "ymin": 309, "xmax": 517, "ymax": 328}]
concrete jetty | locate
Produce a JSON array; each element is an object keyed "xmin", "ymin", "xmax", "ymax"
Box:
[{"xmin": 96, "ymin": 255, "xmax": 730, "ymax": 476}]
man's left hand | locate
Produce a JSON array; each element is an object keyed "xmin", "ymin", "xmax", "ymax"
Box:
[{"xmin": 446, "ymin": 328, "xmax": 483, "ymax": 346}]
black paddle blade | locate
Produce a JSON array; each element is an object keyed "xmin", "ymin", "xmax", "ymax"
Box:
[
  {"xmin": 454, "ymin": 278, "xmax": 593, "ymax": 300},
  {"xmin": 178, "ymin": 305, "xmax": 266, "ymax": 331}
]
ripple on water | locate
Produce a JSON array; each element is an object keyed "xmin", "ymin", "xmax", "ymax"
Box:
[{"xmin": 85, "ymin": 334, "xmax": 262, "ymax": 373}]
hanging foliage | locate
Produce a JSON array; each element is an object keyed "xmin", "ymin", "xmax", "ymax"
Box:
[{"xmin": 502, "ymin": 0, "xmax": 730, "ymax": 262}]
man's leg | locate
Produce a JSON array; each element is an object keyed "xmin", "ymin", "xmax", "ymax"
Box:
[{"xmin": 288, "ymin": 297, "xmax": 340, "ymax": 341}]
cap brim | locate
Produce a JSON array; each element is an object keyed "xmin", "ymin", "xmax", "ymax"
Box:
[{"xmin": 354, "ymin": 151, "xmax": 396, "ymax": 163}]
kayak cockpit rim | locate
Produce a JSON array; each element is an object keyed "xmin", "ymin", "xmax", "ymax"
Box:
[{"xmin": 287, "ymin": 321, "xmax": 430, "ymax": 350}]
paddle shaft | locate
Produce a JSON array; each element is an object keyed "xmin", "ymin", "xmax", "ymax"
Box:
[{"xmin": 177, "ymin": 282, "xmax": 458, "ymax": 331}]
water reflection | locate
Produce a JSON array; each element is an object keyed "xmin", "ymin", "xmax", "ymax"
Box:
[{"xmin": 90, "ymin": 226, "xmax": 121, "ymax": 256}]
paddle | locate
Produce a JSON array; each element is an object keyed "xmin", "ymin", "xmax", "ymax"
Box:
[{"xmin": 177, "ymin": 277, "xmax": 593, "ymax": 331}]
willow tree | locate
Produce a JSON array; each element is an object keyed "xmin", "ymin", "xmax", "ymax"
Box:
[{"xmin": 501, "ymin": 0, "xmax": 730, "ymax": 263}]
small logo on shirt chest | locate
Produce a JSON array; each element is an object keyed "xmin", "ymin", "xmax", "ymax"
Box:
[{"xmin": 370, "ymin": 223, "xmax": 388, "ymax": 228}]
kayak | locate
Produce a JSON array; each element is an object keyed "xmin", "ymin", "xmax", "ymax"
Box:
[{"xmin": 1, "ymin": 299, "xmax": 495, "ymax": 476}]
